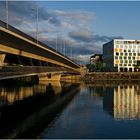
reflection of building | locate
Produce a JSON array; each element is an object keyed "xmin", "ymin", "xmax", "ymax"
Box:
[
  {"xmin": 114, "ymin": 85, "xmax": 140, "ymax": 120},
  {"xmin": 103, "ymin": 85, "xmax": 140, "ymax": 120},
  {"xmin": 103, "ymin": 39, "xmax": 140, "ymax": 72}
]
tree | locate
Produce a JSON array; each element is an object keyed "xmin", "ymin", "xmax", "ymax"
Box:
[{"xmin": 96, "ymin": 61, "xmax": 103, "ymax": 71}]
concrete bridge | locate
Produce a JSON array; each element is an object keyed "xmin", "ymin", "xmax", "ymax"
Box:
[{"xmin": 0, "ymin": 20, "xmax": 81, "ymax": 81}]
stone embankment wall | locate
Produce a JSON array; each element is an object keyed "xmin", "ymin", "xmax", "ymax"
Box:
[{"xmin": 82, "ymin": 72, "xmax": 140, "ymax": 83}]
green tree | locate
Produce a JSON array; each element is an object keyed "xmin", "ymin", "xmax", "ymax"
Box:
[{"xmin": 96, "ymin": 61, "xmax": 103, "ymax": 71}]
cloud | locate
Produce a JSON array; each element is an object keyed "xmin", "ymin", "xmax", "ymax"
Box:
[
  {"xmin": 52, "ymin": 10, "xmax": 95, "ymax": 21},
  {"xmin": 69, "ymin": 30, "xmax": 123, "ymax": 43},
  {"xmin": 69, "ymin": 31, "xmax": 93, "ymax": 42},
  {"xmin": 93, "ymin": 35, "xmax": 124, "ymax": 42},
  {"xmin": 51, "ymin": 10, "xmax": 95, "ymax": 31},
  {"xmin": 0, "ymin": 1, "xmax": 124, "ymax": 64},
  {"xmin": 0, "ymin": 1, "xmax": 60, "ymax": 27}
]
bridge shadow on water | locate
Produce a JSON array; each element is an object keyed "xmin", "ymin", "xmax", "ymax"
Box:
[{"xmin": 0, "ymin": 80, "xmax": 80, "ymax": 138}]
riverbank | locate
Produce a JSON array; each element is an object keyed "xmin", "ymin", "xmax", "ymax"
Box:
[{"xmin": 82, "ymin": 72, "xmax": 140, "ymax": 83}]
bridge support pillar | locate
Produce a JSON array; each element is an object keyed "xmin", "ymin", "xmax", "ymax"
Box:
[
  {"xmin": 38, "ymin": 73, "xmax": 61, "ymax": 81},
  {"xmin": 0, "ymin": 53, "xmax": 6, "ymax": 67},
  {"xmin": 61, "ymin": 75, "xmax": 80, "ymax": 82}
]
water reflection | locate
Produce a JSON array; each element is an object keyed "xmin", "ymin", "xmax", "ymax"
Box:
[
  {"xmin": 39, "ymin": 81, "xmax": 62, "ymax": 95},
  {"xmin": 0, "ymin": 81, "xmax": 62, "ymax": 106},
  {"xmin": 113, "ymin": 85, "xmax": 140, "ymax": 120},
  {"xmin": 89, "ymin": 83, "xmax": 140, "ymax": 120},
  {"xmin": 0, "ymin": 80, "xmax": 80, "ymax": 138}
]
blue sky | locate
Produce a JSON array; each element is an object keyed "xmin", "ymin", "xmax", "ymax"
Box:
[{"xmin": 0, "ymin": 1, "xmax": 140, "ymax": 64}]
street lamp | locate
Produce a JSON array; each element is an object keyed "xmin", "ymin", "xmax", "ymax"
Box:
[
  {"xmin": 70, "ymin": 48, "xmax": 73, "ymax": 59},
  {"xmin": 6, "ymin": 0, "xmax": 9, "ymax": 29},
  {"xmin": 63, "ymin": 39, "xmax": 65, "ymax": 55},
  {"xmin": 56, "ymin": 33, "xmax": 58, "ymax": 51},
  {"xmin": 32, "ymin": 5, "xmax": 38, "ymax": 44}
]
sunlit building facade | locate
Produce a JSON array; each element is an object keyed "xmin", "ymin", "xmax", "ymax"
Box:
[{"xmin": 103, "ymin": 39, "xmax": 140, "ymax": 72}]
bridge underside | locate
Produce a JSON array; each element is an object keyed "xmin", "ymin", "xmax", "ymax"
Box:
[
  {"xmin": 0, "ymin": 66, "xmax": 80, "ymax": 81},
  {"xmin": 0, "ymin": 22, "xmax": 80, "ymax": 72},
  {"xmin": 0, "ymin": 20, "xmax": 81, "ymax": 81}
]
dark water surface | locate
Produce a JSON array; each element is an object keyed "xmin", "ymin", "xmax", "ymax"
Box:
[{"xmin": 0, "ymin": 80, "xmax": 140, "ymax": 139}]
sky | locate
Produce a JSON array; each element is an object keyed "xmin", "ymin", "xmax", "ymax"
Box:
[{"xmin": 0, "ymin": 1, "xmax": 140, "ymax": 64}]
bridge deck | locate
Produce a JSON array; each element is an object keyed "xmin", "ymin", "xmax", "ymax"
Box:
[{"xmin": 0, "ymin": 20, "xmax": 80, "ymax": 71}]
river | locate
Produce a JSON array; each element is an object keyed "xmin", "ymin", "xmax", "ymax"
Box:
[{"xmin": 0, "ymin": 80, "xmax": 140, "ymax": 139}]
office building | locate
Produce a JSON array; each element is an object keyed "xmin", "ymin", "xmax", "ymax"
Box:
[{"xmin": 103, "ymin": 39, "xmax": 140, "ymax": 72}]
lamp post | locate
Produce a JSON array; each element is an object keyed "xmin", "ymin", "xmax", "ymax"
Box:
[
  {"xmin": 70, "ymin": 48, "xmax": 73, "ymax": 60},
  {"xmin": 63, "ymin": 39, "xmax": 65, "ymax": 55},
  {"xmin": 32, "ymin": 5, "xmax": 38, "ymax": 44},
  {"xmin": 6, "ymin": 0, "xmax": 9, "ymax": 29},
  {"xmin": 56, "ymin": 33, "xmax": 58, "ymax": 51},
  {"xmin": 36, "ymin": 5, "xmax": 38, "ymax": 44}
]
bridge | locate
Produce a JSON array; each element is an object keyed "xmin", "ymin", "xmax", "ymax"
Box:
[{"xmin": 0, "ymin": 20, "xmax": 81, "ymax": 81}]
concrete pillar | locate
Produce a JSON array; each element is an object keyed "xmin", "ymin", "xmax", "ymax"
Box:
[
  {"xmin": 38, "ymin": 73, "xmax": 61, "ymax": 81},
  {"xmin": 61, "ymin": 75, "xmax": 80, "ymax": 82},
  {"xmin": 0, "ymin": 53, "xmax": 6, "ymax": 66}
]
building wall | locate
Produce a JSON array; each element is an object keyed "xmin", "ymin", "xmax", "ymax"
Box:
[
  {"xmin": 103, "ymin": 39, "xmax": 140, "ymax": 72},
  {"xmin": 103, "ymin": 40, "xmax": 115, "ymax": 71},
  {"xmin": 114, "ymin": 39, "xmax": 140, "ymax": 72}
]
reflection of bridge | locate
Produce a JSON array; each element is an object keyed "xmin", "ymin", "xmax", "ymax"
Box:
[
  {"xmin": 0, "ymin": 81, "xmax": 62, "ymax": 105},
  {"xmin": 0, "ymin": 20, "xmax": 80, "ymax": 81}
]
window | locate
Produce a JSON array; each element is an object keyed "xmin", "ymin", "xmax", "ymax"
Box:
[
  {"xmin": 116, "ymin": 52, "xmax": 119, "ymax": 56},
  {"xmin": 128, "ymin": 57, "xmax": 131, "ymax": 59},
  {"xmin": 129, "ymin": 60, "xmax": 132, "ymax": 63},
  {"xmin": 119, "ymin": 48, "xmax": 123, "ymax": 52},
  {"xmin": 124, "ymin": 56, "xmax": 127, "ymax": 59},
  {"xmin": 124, "ymin": 45, "xmax": 128, "ymax": 48},
  {"xmin": 129, "ymin": 53, "xmax": 132, "ymax": 56},
  {"xmin": 124, "ymin": 53, "xmax": 128, "ymax": 56},
  {"xmin": 119, "ymin": 56, "xmax": 122, "ymax": 59},
  {"xmin": 124, "ymin": 50, "xmax": 127, "ymax": 52},
  {"xmin": 133, "ymin": 53, "xmax": 136, "ymax": 56},
  {"xmin": 120, "ymin": 60, "xmax": 123, "ymax": 63},
  {"xmin": 115, "ymin": 48, "xmax": 118, "ymax": 52},
  {"xmin": 120, "ymin": 53, "xmax": 123, "ymax": 56},
  {"xmin": 128, "ymin": 50, "xmax": 131, "ymax": 52},
  {"xmin": 124, "ymin": 60, "xmax": 128, "ymax": 63},
  {"xmin": 115, "ymin": 60, "xmax": 120, "ymax": 64}
]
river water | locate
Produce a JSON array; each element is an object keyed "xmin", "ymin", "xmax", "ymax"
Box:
[{"xmin": 0, "ymin": 80, "xmax": 140, "ymax": 139}]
